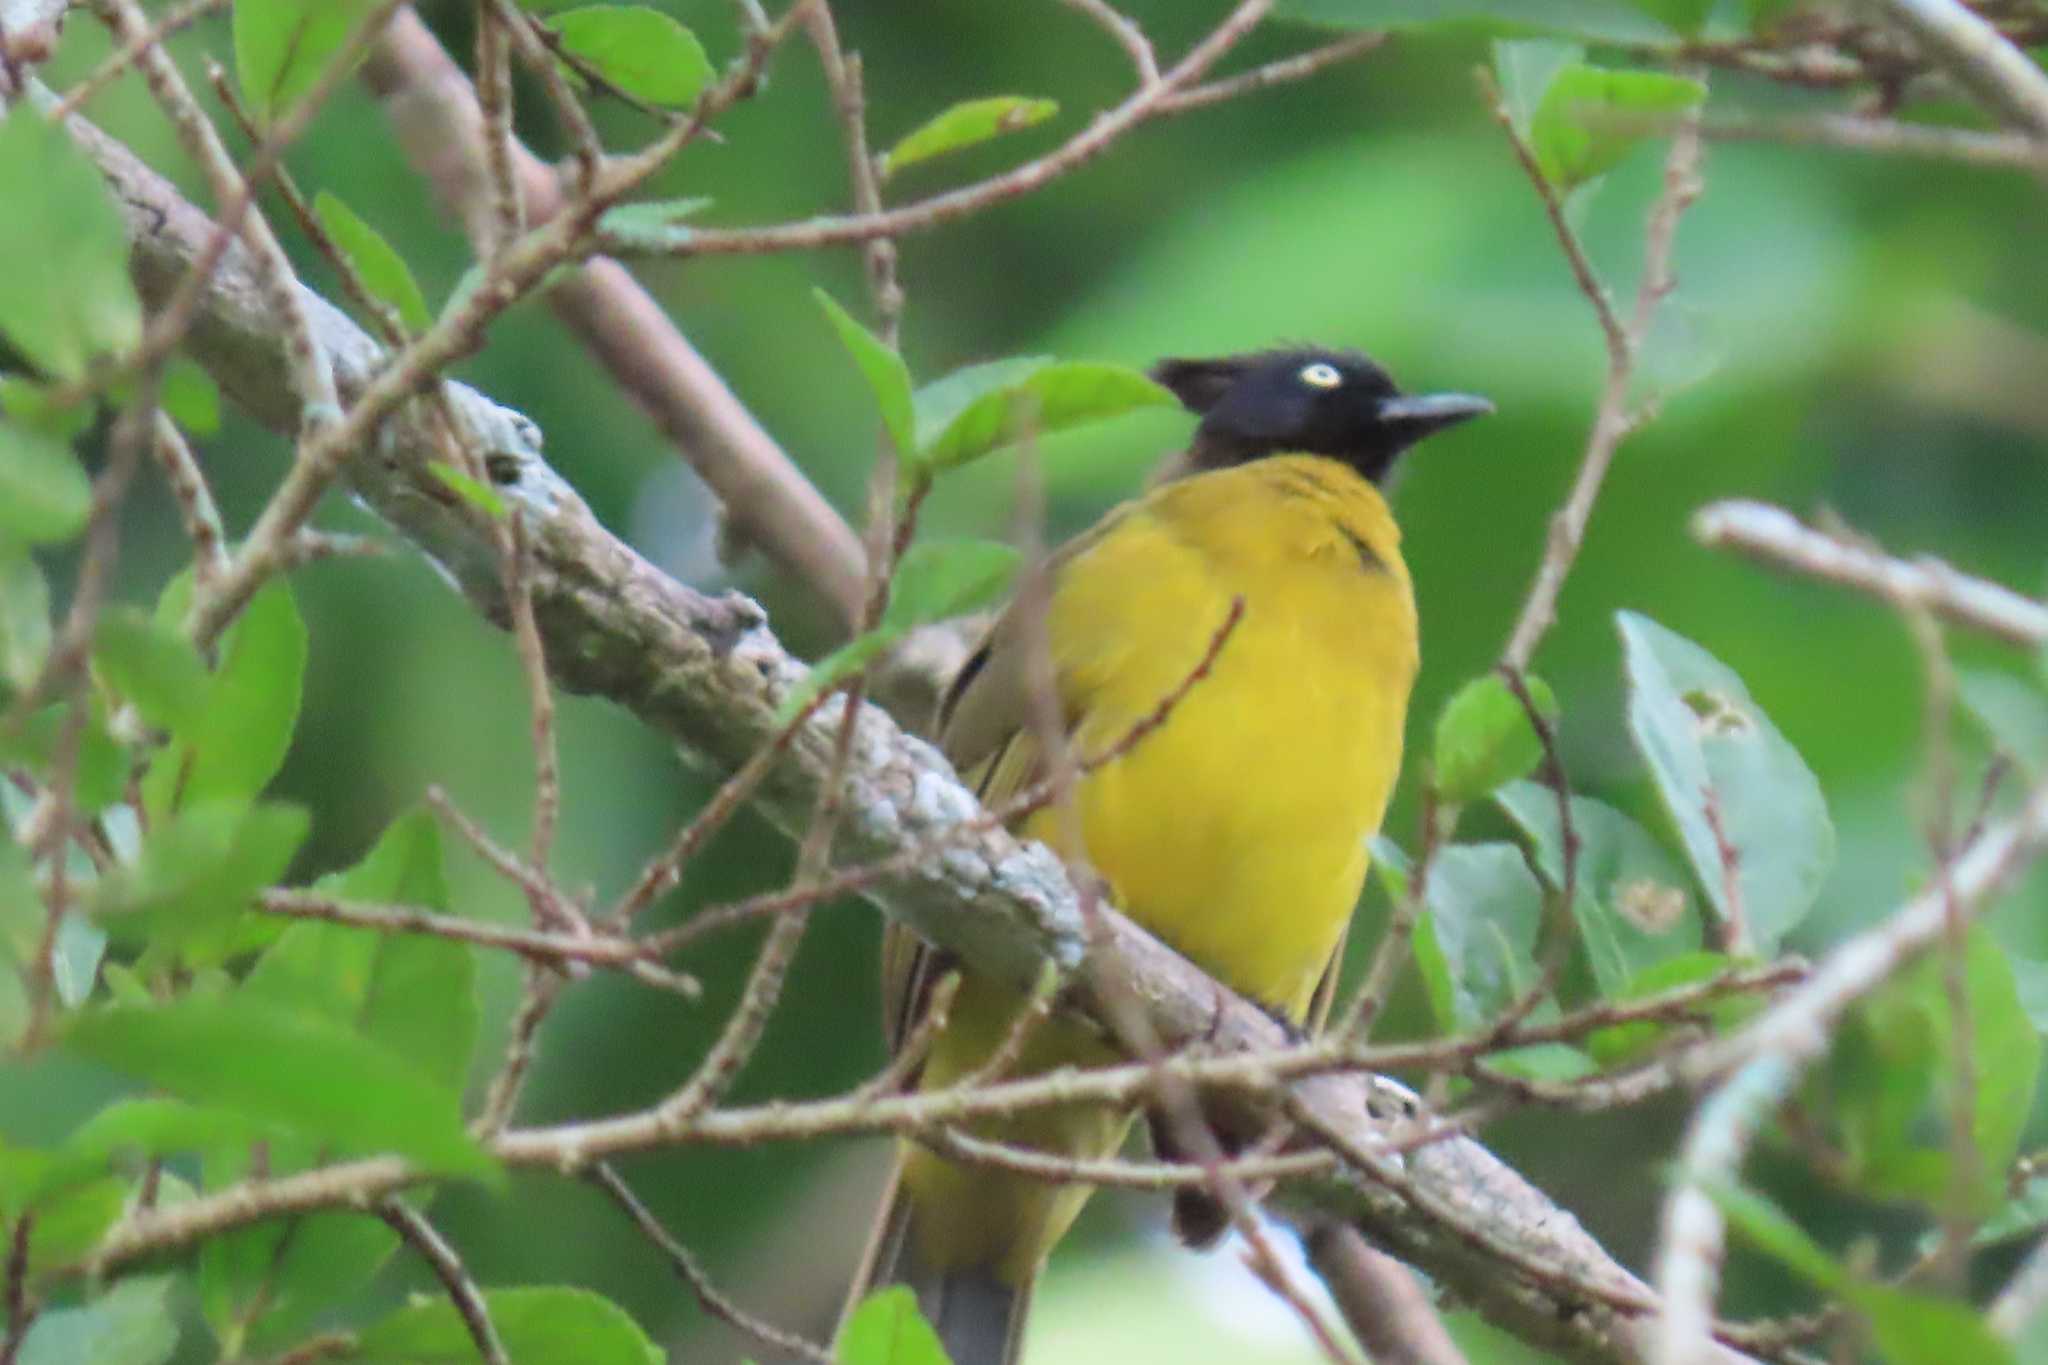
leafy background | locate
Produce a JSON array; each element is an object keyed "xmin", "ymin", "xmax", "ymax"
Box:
[{"xmin": 6, "ymin": 0, "xmax": 2048, "ymax": 1360}]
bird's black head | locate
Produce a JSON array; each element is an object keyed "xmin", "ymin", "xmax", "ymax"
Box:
[{"xmin": 1150, "ymin": 347, "xmax": 1492, "ymax": 485}]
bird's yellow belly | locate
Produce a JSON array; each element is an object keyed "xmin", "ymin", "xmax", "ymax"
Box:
[{"xmin": 1029, "ymin": 564, "xmax": 1413, "ymax": 1020}]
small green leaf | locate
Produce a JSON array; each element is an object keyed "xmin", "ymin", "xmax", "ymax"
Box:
[
  {"xmin": 882, "ymin": 540, "xmax": 1022, "ymax": 632},
  {"xmin": 94, "ymin": 606, "xmax": 212, "ymax": 733},
  {"xmin": 596, "ymin": 196, "xmax": 714, "ymax": 249},
  {"xmin": 880, "ymin": 96, "xmax": 1059, "ymax": 177},
  {"xmin": 837, "ymin": 1286, "xmax": 952, "ymax": 1365},
  {"xmin": 45, "ymin": 1100, "xmax": 271, "ymax": 1200},
  {"xmin": 352, "ymin": 1286, "xmax": 663, "ymax": 1364},
  {"xmin": 0, "ymin": 546, "xmax": 51, "ymax": 688},
  {"xmin": 548, "ymin": 5, "xmax": 714, "ymax": 107},
  {"xmin": 773, "ymin": 630, "xmax": 896, "ymax": 726},
  {"xmin": 0, "ymin": 701, "xmax": 128, "ymax": 814},
  {"xmin": 0, "ymin": 377, "xmax": 95, "ymax": 442},
  {"xmin": 17, "ymin": 1274, "xmax": 178, "ymax": 1365},
  {"xmin": 1492, "ymin": 39, "xmax": 1583, "ymax": 136},
  {"xmin": 1414, "ymin": 843, "xmax": 1546, "ymax": 1031},
  {"xmin": 428, "ymin": 461, "xmax": 509, "ymax": 519},
  {"xmin": 0, "ymin": 421, "xmax": 91, "ymax": 544},
  {"xmin": 1960, "ymin": 669, "xmax": 2048, "ymax": 777},
  {"xmin": 1582, "ymin": 951, "xmax": 1733, "ymax": 1062},
  {"xmin": 161, "ymin": 358, "xmax": 221, "ymax": 436},
  {"xmin": 816, "ymin": 289, "xmax": 916, "ymax": 457},
  {"xmin": 916, "ymin": 361, "xmax": 1175, "ymax": 474},
  {"xmin": 1618, "ymin": 611, "xmax": 1834, "ymax": 954},
  {"xmin": 91, "ymin": 801, "xmax": 309, "ymax": 963},
  {"xmin": 1433, "ymin": 673, "xmax": 1556, "ymax": 803},
  {"xmin": 1853, "ymin": 1289, "xmax": 2014, "ymax": 1365},
  {"xmin": 313, "ymin": 191, "xmax": 432, "ymax": 334},
  {"xmin": 1496, "ymin": 781, "xmax": 1698, "ymax": 997},
  {"xmin": 64, "ymin": 999, "xmax": 495, "ymax": 1178},
  {"xmin": 154, "ymin": 580, "xmax": 308, "ymax": 813},
  {"xmin": 1705, "ymin": 1178, "xmax": 1849, "ymax": 1291},
  {"xmin": 911, "ymin": 357, "xmax": 1052, "ymax": 452},
  {"xmin": 25, "ymin": 1176, "xmax": 127, "ymax": 1273},
  {"xmin": 1530, "ymin": 64, "xmax": 1704, "ymax": 190},
  {"xmin": 0, "ymin": 107, "xmax": 144, "ymax": 382},
  {"xmin": 233, "ymin": 0, "xmax": 376, "ymax": 122}
]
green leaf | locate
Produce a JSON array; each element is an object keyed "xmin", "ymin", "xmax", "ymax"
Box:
[
  {"xmin": 161, "ymin": 357, "xmax": 221, "ymax": 436},
  {"xmin": 1959, "ymin": 668, "xmax": 2048, "ymax": 777},
  {"xmin": 0, "ymin": 421, "xmax": 91, "ymax": 544},
  {"xmin": 1530, "ymin": 64, "xmax": 1705, "ymax": 190},
  {"xmin": 0, "ymin": 700, "xmax": 129, "ymax": 814},
  {"xmin": 17, "ymin": 1275, "xmax": 178, "ymax": 1365},
  {"xmin": 1414, "ymin": 843, "xmax": 1546, "ymax": 1031},
  {"xmin": 0, "ymin": 377, "xmax": 95, "ymax": 442},
  {"xmin": 0, "ymin": 546, "xmax": 51, "ymax": 689},
  {"xmin": 1628, "ymin": 0, "xmax": 1711, "ymax": 36},
  {"xmin": 45, "ymin": 1099, "xmax": 271, "ymax": 1200},
  {"xmin": 1618, "ymin": 611, "xmax": 1834, "ymax": 954},
  {"xmin": 911, "ymin": 356, "xmax": 1052, "ymax": 453},
  {"xmin": 773, "ymin": 628, "xmax": 898, "ymax": 727},
  {"xmin": 1581, "ymin": 951, "xmax": 1733, "ymax": 1062},
  {"xmin": 1496, "ymin": 781, "xmax": 1698, "ymax": 997},
  {"xmin": 916, "ymin": 361, "xmax": 1175, "ymax": 474},
  {"xmin": 1705, "ymin": 1178, "xmax": 1849, "ymax": 1290},
  {"xmin": 1853, "ymin": 1289, "xmax": 2013, "ymax": 1365},
  {"xmin": 1276, "ymin": 0, "xmax": 1672, "ymax": 41},
  {"xmin": 880, "ymin": 96, "xmax": 1059, "ymax": 177},
  {"xmin": 428, "ymin": 462, "xmax": 509, "ymax": 519},
  {"xmin": 837, "ymin": 1286, "xmax": 952, "ymax": 1365},
  {"xmin": 596, "ymin": 196, "xmax": 714, "ymax": 250},
  {"xmin": 94, "ymin": 606, "xmax": 211, "ymax": 733},
  {"xmin": 547, "ymin": 5, "xmax": 713, "ymax": 107},
  {"xmin": 313, "ymin": 191, "xmax": 433, "ymax": 334},
  {"xmin": 816, "ymin": 289, "xmax": 916, "ymax": 457},
  {"xmin": 26, "ymin": 1175, "xmax": 127, "ymax": 1273},
  {"xmin": 1433, "ymin": 673, "xmax": 1556, "ymax": 803},
  {"xmin": 153, "ymin": 580, "xmax": 308, "ymax": 813},
  {"xmin": 233, "ymin": 0, "xmax": 374, "ymax": 122},
  {"xmin": 63, "ymin": 999, "xmax": 495, "ymax": 1179},
  {"xmin": 1492, "ymin": 40, "xmax": 1583, "ymax": 137},
  {"xmin": 0, "ymin": 106, "xmax": 144, "ymax": 382},
  {"xmin": 882, "ymin": 540, "xmax": 1023, "ymax": 632},
  {"xmin": 352, "ymin": 1286, "xmax": 664, "ymax": 1364},
  {"xmin": 91, "ymin": 802, "xmax": 309, "ymax": 963},
  {"xmin": 243, "ymin": 807, "xmax": 476, "ymax": 1091}
]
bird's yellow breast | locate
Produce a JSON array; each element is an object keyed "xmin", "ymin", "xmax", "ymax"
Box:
[{"xmin": 1028, "ymin": 455, "xmax": 1418, "ymax": 1019}]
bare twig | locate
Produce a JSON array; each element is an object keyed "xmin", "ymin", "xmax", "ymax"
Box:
[
  {"xmin": 1154, "ymin": 32, "xmax": 1385, "ymax": 116},
  {"xmin": 803, "ymin": 3, "xmax": 902, "ymax": 338},
  {"xmin": 1861, "ymin": 0, "xmax": 2048, "ymax": 136},
  {"xmin": 588, "ymin": 1164, "xmax": 833, "ymax": 1364},
  {"xmin": 148, "ymin": 412, "xmax": 228, "ymax": 587},
  {"xmin": 473, "ymin": 0, "xmax": 523, "ymax": 259},
  {"xmin": 1702, "ymin": 110, "xmax": 2048, "ymax": 171},
  {"xmin": 1692, "ymin": 499, "xmax": 2048, "ymax": 647},
  {"xmin": 0, "ymin": 1214, "xmax": 31, "ymax": 1365},
  {"xmin": 1062, "ymin": 0, "xmax": 1160, "ymax": 86},
  {"xmin": 378, "ymin": 1200, "xmax": 508, "ymax": 1365},
  {"xmin": 48, "ymin": 0, "xmax": 226, "ymax": 120}
]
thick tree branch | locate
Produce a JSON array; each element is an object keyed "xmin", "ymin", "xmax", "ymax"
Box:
[{"xmin": 71, "ymin": 107, "xmax": 1761, "ymax": 1365}]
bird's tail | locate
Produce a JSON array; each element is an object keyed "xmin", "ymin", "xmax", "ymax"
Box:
[{"xmin": 843, "ymin": 1152, "xmax": 1032, "ymax": 1365}]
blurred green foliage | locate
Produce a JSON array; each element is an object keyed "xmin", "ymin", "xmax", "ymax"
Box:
[{"xmin": 5, "ymin": 0, "xmax": 2048, "ymax": 1360}]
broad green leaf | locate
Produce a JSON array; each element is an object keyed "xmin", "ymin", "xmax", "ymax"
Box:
[
  {"xmin": 94, "ymin": 607, "xmax": 211, "ymax": 733},
  {"xmin": 156, "ymin": 580, "xmax": 308, "ymax": 813},
  {"xmin": 882, "ymin": 540, "xmax": 1023, "ymax": 632},
  {"xmin": 1492, "ymin": 40, "xmax": 1582, "ymax": 136},
  {"xmin": 0, "ymin": 700, "xmax": 129, "ymax": 815},
  {"xmin": 313, "ymin": 191, "xmax": 433, "ymax": 334},
  {"xmin": 911, "ymin": 356, "xmax": 1052, "ymax": 452},
  {"xmin": 1413, "ymin": 843, "xmax": 1545, "ymax": 1031},
  {"xmin": 880, "ymin": 96, "xmax": 1059, "ymax": 177},
  {"xmin": 91, "ymin": 802, "xmax": 309, "ymax": 964},
  {"xmin": 428, "ymin": 462, "xmax": 509, "ymax": 519},
  {"xmin": 0, "ymin": 546, "xmax": 51, "ymax": 688},
  {"xmin": 243, "ymin": 807, "xmax": 476, "ymax": 1091},
  {"xmin": 0, "ymin": 421, "xmax": 91, "ymax": 544},
  {"xmin": 17, "ymin": 1274, "xmax": 178, "ymax": 1365},
  {"xmin": 1618, "ymin": 612, "xmax": 1834, "ymax": 954},
  {"xmin": 1530, "ymin": 64, "xmax": 1704, "ymax": 190},
  {"xmin": 162, "ymin": 357, "xmax": 220, "ymax": 435},
  {"xmin": 1433, "ymin": 673, "xmax": 1557, "ymax": 804},
  {"xmin": 1276, "ymin": 0, "xmax": 1671, "ymax": 41},
  {"xmin": 0, "ymin": 107, "xmax": 144, "ymax": 381},
  {"xmin": 352, "ymin": 1285, "xmax": 663, "ymax": 1364},
  {"xmin": 597, "ymin": 196, "xmax": 714, "ymax": 250},
  {"xmin": 1959, "ymin": 668, "xmax": 2048, "ymax": 777},
  {"xmin": 1496, "ymin": 781, "xmax": 1698, "ymax": 996},
  {"xmin": 1854, "ymin": 1289, "xmax": 2013, "ymax": 1365},
  {"xmin": 233, "ymin": 0, "xmax": 375, "ymax": 122},
  {"xmin": 1705, "ymin": 1178, "xmax": 1848, "ymax": 1290},
  {"xmin": 837, "ymin": 1286, "xmax": 951, "ymax": 1365},
  {"xmin": 0, "ymin": 377, "xmax": 95, "ymax": 442},
  {"xmin": 548, "ymin": 5, "xmax": 713, "ymax": 107},
  {"xmin": 26, "ymin": 1175, "xmax": 127, "ymax": 1273},
  {"xmin": 43, "ymin": 1099, "xmax": 270, "ymax": 1202},
  {"xmin": 816, "ymin": 289, "xmax": 916, "ymax": 456},
  {"xmin": 65, "ymin": 999, "xmax": 494, "ymax": 1177},
  {"xmin": 917, "ymin": 361, "xmax": 1175, "ymax": 474}
]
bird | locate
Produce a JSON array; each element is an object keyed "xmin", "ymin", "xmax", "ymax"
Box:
[{"xmin": 846, "ymin": 346, "xmax": 1491, "ymax": 1365}]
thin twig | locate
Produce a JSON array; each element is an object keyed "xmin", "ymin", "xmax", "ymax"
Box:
[
  {"xmin": 1702, "ymin": 110, "xmax": 2048, "ymax": 170},
  {"xmin": 148, "ymin": 412, "xmax": 228, "ymax": 586},
  {"xmin": 803, "ymin": 2, "xmax": 902, "ymax": 339},
  {"xmin": 378, "ymin": 1201, "xmax": 509, "ymax": 1365},
  {"xmin": 1155, "ymin": 32, "xmax": 1385, "ymax": 115},
  {"xmin": 47, "ymin": 0, "xmax": 227, "ymax": 120},
  {"xmin": 588, "ymin": 1164, "xmax": 833, "ymax": 1364},
  {"xmin": 1061, "ymin": 0, "xmax": 1160, "ymax": 86},
  {"xmin": 474, "ymin": 0, "xmax": 523, "ymax": 259}
]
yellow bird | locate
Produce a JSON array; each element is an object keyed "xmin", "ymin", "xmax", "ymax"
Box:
[{"xmin": 849, "ymin": 347, "xmax": 1490, "ymax": 1365}]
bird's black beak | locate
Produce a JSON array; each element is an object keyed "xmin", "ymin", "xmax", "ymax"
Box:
[{"xmin": 1377, "ymin": 392, "xmax": 1494, "ymax": 442}]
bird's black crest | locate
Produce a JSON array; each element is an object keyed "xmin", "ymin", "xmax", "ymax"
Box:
[{"xmin": 1149, "ymin": 347, "xmax": 1490, "ymax": 485}]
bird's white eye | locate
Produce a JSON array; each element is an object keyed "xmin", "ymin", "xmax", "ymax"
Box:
[{"xmin": 1299, "ymin": 362, "xmax": 1343, "ymax": 389}]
